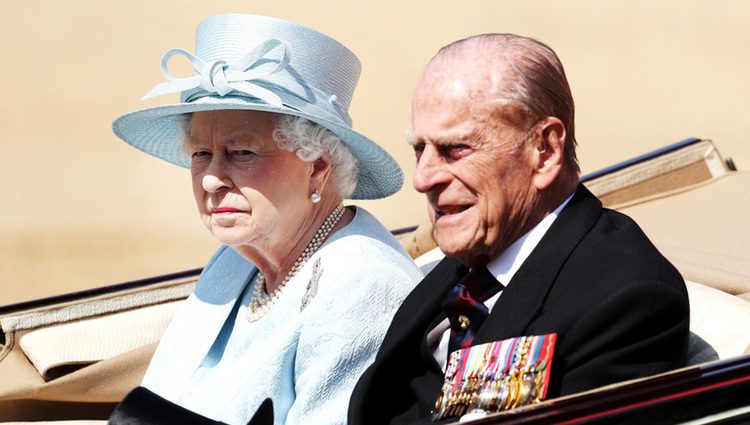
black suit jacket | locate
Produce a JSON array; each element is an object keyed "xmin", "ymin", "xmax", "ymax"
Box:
[{"xmin": 349, "ymin": 185, "xmax": 690, "ymax": 425}]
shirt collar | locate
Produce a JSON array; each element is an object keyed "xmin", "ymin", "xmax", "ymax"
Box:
[{"xmin": 487, "ymin": 193, "xmax": 574, "ymax": 284}]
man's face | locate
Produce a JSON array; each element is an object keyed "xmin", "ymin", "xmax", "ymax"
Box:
[{"xmin": 410, "ymin": 57, "xmax": 539, "ymax": 266}]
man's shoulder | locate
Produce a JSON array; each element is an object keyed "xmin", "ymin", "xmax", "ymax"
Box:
[
  {"xmin": 539, "ymin": 198, "xmax": 687, "ymax": 314},
  {"xmin": 541, "ymin": 205, "xmax": 688, "ymax": 328},
  {"xmin": 582, "ymin": 206, "xmax": 680, "ymax": 276},
  {"xmin": 559, "ymin": 188, "xmax": 676, "ymax": 271}
]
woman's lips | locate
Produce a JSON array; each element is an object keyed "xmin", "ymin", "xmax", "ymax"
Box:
[{"xmin": 211, "ymin": 207, "xmax": 243, "ymax": 214}]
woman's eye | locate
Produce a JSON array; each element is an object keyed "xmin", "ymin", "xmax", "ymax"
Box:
[
  {"xmin": 232, "ymin": 149, "xmax": 255, "ymax": 157},
  {"xmin": 192, "ymin": 150, "xmax": 211, "ymax": 158}
]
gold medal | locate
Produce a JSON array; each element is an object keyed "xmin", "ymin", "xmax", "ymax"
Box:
[{"xmin": 458, "ymin": 315, "xmax": 470, "ymax": 330}]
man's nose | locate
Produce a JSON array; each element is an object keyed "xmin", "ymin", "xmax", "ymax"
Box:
[
  {"xmin": 412, "ymin": 145, "xmax": 449, "ymax": 194},
  {"xmin": 201, "ymin": 157, "xmax": 233, "ymax": 193}
]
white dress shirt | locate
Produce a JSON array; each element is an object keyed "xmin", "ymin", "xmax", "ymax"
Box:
[{"xmin": 430, "ymin": 195, "xmax": 573, "ymax": 369}]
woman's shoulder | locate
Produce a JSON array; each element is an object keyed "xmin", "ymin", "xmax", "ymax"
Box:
[
  {"xmin": 313, "ymin": 207, "xmax": 423, "ymax": 286},
  {"xmin": 328, "ymin": 207, "xmax": 412, "ymax": 258}
]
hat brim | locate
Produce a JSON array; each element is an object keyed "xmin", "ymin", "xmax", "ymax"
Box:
[{"xmin": 112, "ymin": 96, "xmax": 403, "ymax": 200}]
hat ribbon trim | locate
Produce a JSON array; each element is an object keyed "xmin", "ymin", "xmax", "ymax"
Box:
[{"xmin": 141, "ymin": 39, "xmax": 291, "ymax": 107}]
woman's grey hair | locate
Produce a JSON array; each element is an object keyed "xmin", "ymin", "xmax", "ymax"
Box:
[
  {"xmin": 179, "ymin": 113, "xmax": 359, "ymax": 198},
  {"xmin": 272, "ymin": 114, "xmax": 358, "ymax": 198}
]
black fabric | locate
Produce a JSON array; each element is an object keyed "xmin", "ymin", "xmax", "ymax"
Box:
[
  {"xmin": 348, "ymin": 185, "xmax": 690, "ymax": 425},
  {"xmin": 247, "ymin": 398, "xmax": 274, "ymax": 425},
  {"xmin": 108, "ymin": 387, "xmax": 273, "ymax": 425}
]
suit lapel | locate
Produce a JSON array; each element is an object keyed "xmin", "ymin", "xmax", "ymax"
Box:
[
  {"xmin": 377, "ymin": 257, "xmax": 465, "ymax": 368},
  {"xmin": 418, "ymin": 258, "xmax": 466, "ymax": 369},
  {"xmin": 183, "ymin": 246, "xmax": 256, "ymax": 369},
  {"xmin": 143, "ymin": 246, "xmax": 255, "ymax": 401},
  {"xmin": 475, "ymin": 185, "xmax": 603, "ymax": 343}
]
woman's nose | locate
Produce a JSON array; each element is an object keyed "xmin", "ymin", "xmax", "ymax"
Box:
[{"xmin": 201, "ymin": 158, "xmax": 233, "ymax": 193}]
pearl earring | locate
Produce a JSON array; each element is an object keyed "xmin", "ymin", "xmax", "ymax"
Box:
[{"xmin": 311, "ymin": 192, "xmax": 321, "ymax": 203}]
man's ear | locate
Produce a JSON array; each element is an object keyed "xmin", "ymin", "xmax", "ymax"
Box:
[
  {"xmin": 531, "ymin": 117, "xmax": 566, "ymax": 190},
  {"xmin": 310, "ymin": 152, "xmax": 333, "ymax": 195}
]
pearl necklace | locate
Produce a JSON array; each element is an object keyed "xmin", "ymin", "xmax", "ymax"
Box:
[{"xmin": 246, "ymin": 204, "xmax": 346, "ymax": 322}]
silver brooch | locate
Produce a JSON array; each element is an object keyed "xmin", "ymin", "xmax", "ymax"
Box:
[{"xmin": 301, "ymin": 258, "xmax": 322, "ymax": 311}]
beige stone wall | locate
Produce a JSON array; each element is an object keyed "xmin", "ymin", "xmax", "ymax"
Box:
[{"xmin": 2, "ymin": 0, "xmax": 749, "ymax": 304}]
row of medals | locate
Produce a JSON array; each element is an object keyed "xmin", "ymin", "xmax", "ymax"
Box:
[{"xmin": 433, "ymin": 336, "xmax": 545, "ymax": 419}]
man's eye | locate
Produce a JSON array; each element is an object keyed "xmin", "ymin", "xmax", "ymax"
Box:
[
  {"xmin": 441, "ymin": 144, "xmax": 471, "ymax": 160},
  {"xmin": 413, "ymin": 143, "xmax": 425, "ymax": 159}
]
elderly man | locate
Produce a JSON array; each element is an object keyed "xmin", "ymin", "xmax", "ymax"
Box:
[{"xmin": 349, "ymin": 34, "xmax": 689, "ymax": 424}]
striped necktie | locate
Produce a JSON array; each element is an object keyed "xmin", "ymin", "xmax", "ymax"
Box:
[{"xmin": 441, "ymin": 266, "xmax": 504, "ymax": 354}]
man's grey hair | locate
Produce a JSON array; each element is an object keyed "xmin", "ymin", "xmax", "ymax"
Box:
[
  {"xmin": 433, "ymin": 34, "xmax": 580, "ymax": 174},
  {"xmin": 179, "ymin": 113, "xmax": 359, "ymax": 198}
]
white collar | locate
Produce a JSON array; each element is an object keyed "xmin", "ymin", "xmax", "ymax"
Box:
[{"xmin": 486, "ymin": 193, "xmax": 574, "ymax": 284}]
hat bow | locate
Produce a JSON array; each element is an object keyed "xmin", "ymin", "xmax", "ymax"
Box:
[{"xmin": 142, "ymin": 39, "xmax": 291, "ymax": 107}]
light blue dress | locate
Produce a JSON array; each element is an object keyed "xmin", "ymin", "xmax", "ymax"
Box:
[{"xmin": 141, "ymin": 207, "xmax": 422, "ymax": 425}]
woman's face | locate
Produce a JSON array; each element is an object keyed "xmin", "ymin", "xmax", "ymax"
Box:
[{"xmin": 187, "ymin": 110, "xmax": 314, "ymax": 253}]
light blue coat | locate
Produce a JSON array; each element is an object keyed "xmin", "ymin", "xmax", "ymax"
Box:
[{"xmin": 142, "ymin": 208, "xmax": 422, "ymax": 425}]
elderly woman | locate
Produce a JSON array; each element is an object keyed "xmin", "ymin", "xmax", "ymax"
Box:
[{"xmin": 108, "ymin": 14, "xmax": 422, "ymax": 425}]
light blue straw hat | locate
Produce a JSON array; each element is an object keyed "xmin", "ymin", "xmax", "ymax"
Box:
[{"xmin": 112, "ymin": 14, "xmax": 402, "ymax": 200}]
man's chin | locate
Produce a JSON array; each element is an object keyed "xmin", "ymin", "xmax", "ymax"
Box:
[
  {"xmin": 435, "ymin": 240, "xmax": 472, "ymax": 264},
  {"xmin": 435, "ymin": 235, "xmax": 494, "ymax": 267}
]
